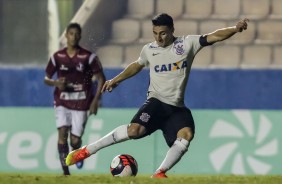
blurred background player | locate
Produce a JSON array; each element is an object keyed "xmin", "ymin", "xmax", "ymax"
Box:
[
  {"xmin": 65, "ymin": 14, "xmax": 248, "ymax": 178},
  {"xmin": 44, "ymin": 23, "xmax": 105, "ymax": 175}
]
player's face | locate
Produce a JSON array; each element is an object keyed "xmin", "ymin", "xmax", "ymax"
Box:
[
  {"xmin": 153, "ymin": 25, "xmax": 174, "ymax": 47},
  {"xmin": 65, "ymin": 28, "xmax": 81, "ymax": 47}
]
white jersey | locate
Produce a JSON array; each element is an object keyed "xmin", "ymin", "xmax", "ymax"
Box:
[{"xmin": 137, "ymin": 35, "xmax": 203, "ymax": 107}]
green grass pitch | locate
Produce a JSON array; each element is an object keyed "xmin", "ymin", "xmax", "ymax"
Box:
[{"xmin": 0, "ymin": 174, "xmax": 282, "ymax": 184}]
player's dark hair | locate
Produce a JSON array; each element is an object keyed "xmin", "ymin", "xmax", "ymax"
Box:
[
  {"xmin": 152, "ymin": 13, "xmax": 174, "ymax": 29},
  {"xmin": 66, "ymin": 23, "xmax": 82, "ymax": 34}
]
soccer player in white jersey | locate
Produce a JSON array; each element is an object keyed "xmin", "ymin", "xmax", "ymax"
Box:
[
  {"xmin": 66, "ymin": 13, "xmax": 248, "ymax": 178},
  {"xmin": 44, "ymin": 23, "xmax": 105, "ymax": 175}
]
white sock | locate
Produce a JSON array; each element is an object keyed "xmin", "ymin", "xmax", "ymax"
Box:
[
  {"xmin": 86, "ymin": 125, "xmax": 129, "ymax": 154},
  {"xmin": 156, "ymin": 138, "xmax": 190, "ymax": 173}
]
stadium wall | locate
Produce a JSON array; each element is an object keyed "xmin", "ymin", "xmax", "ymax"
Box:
[{"xmin": 0, "ymin": 68, "xmax": 282, "ymax": 109}]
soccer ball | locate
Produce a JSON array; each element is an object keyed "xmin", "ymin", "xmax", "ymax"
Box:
[{"xmin": 110, "ymin": 154, "xmax": 138, "ymax": 177}]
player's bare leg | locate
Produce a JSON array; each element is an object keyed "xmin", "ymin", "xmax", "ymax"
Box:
[{"xmin": 58, "ymin": 126, "xmax": 70, "ymax": 175}]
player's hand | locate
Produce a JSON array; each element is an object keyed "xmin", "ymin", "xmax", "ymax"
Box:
[
  {"xmin": 101, "ymin": 79, "xmax": 119, "ymax": 93},
  {"xmin": 56, "ymin": 77, "xmax": 67, "ymax": 91},
  {"xmin": 236, "ymin": 18, "xmax": 249, "ymax": 32}
]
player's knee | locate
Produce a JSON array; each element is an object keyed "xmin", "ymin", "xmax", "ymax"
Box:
[
  {"xmin": 127, "ymin": 123, "xmax": 146, "ymax": 139},
  {"xmin": 177, "ymin": 127, "xmax": 194, "ymax": 141},
  {"xmin": 70, "ymin": 134, "xmax": 82, "ymax": 149},
  {"xmin": 186, "ymin": 130, "xmax": 194, "ymax": 141}
]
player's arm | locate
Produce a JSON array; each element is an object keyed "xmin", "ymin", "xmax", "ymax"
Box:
[
  {"xmin": 101, "ymin": 61, "xmax": 144, "ymax": 92},
  {"xmin": 44, "ymin": 56, "xmax": 67, "ymax": 91},
  {"xmin": 44, "ymin": 76, "xmax": 66, "ymax": 91},
  {"xmin": 89, "ymin": 71, "xmax": 106, "ymax": 115},
  {"xmin": 205, "ymin": 18, "xmax": 249, "ymax": 44}
]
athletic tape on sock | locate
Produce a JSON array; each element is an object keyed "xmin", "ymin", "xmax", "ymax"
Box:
[
  {"xmin": 175, "ymin": 138, "xmax": 190, "ymax": 152},
  {"xmin": 112, "ymin": 124, "xmax": 129, "ymax": 143}
]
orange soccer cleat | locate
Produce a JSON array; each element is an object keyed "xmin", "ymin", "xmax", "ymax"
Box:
[
  {"xmin": 151, "ymin": 170, "xmax": 168, "ymax": 178},
  {"xmin": 65, "ymin": 146, "xmax": 90, "ymax": 166}
]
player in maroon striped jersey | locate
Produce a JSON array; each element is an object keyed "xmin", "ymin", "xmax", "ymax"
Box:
[{"xmin": 44, "ymin": 23, "xmax": 105, "ymax": 175}]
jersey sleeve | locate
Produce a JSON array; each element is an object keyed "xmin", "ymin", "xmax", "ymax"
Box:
[
  {"xmin": 184, "ymin": 35, "xmax": 203, "ymax": 56},
  {"xmin": 137, "ymin": 45, "xmax": 148, "ymax": 66},
  {"xmin": 89, "ymin": 53, "xmax": 103, "ymax": 74},
  {"xmin": 45, "ymin": 55, "xmax": 56, "ymax": 78}
]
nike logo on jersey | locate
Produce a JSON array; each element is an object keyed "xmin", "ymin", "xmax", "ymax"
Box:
[
  {"xmin": 154, "ymin": 60, "xmax": 188, "ymax": 73},
  {"xmin": 152, "ymin": 53, "xmax": 160, "ymax": 56}
]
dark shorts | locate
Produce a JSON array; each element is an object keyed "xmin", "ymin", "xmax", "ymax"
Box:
[{"xmin": 131, "ymin": 97, "xmax": 195, "ymax": 147}]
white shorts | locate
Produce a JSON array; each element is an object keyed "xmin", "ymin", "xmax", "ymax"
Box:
[{"xmin": 55, "ymin": 106, "xmax": 88, "ymax": 137}]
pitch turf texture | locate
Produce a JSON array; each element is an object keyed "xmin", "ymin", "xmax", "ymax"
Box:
[{"xmin": 0, "ymin": 174, "xmax": 282, "ymax": 184}]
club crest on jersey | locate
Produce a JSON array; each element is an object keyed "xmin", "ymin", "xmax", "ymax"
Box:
[
  {"xmin": 174, "ymin": 44, "xmax": 184, "ymax": 55},
  {"xmin": 140, "ymin": 113, "xmax": 150, "ymax": 123},
  {"xmin": 76, "ymin": 63, "xmax": 84, "ymax": 72},
  {"xmin": 154, "ymin": 60, "xmax": 187, "ymax": 73},
  {"xmin": 149, "ymin": 44, "xmax": 158, "ymax": 49}
]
